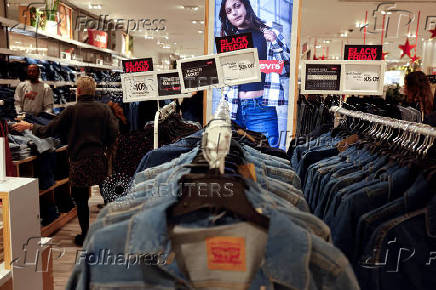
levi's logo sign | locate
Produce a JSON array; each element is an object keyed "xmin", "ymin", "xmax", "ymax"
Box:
[
  {"xmin": 206, "ymin": 236, "xmax": 246, "ymax": 271},
  {"xmin": 344, "ymin": 45, "xmax": 382, "ymax": 60},
  {"xmin": 122, "ymin": 58, "xmax": 154, "ymax": 73},
  {"xmin": 215, "ymin": 32, "xmax": 254, "ymax": 54},
  {"xmin": 260, "ymin": 60, "xmax": 284, "ymax": 74}
]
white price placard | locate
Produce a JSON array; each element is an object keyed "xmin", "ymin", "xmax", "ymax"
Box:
[
  {"xmin": 343, "ymin": 64, "xmax": 381, "ymax": 93},
  {"xmin": 121, "ymin": 71, "xmax": 158, "ymax": 103},
  {"xmin": 220, "ymin": 48, "xmax": 261, "ymax": 86},
  {"xmin": 301, "ymin": 60, "xmax": 386, "ymax": 95}
]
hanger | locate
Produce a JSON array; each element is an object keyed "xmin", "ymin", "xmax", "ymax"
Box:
[{"xmin": 168, "ymin": 94, "xmax": 269, "ymax": 229}]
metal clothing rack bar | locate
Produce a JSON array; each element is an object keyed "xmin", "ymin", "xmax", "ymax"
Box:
[{"xmin": 330, "ymin": 105, "xmax": 436, "ymax": 138}]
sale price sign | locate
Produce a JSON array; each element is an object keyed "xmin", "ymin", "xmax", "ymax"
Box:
[
  {"xmin": 344, "ymin": 64, "xmax": 381, "ymax": 92},
  {"xmin": 344, "ymin": 45, "xmax": 382, "ymax": 61},
  {"xmin": 215, "ymin": 32, "xmax": 254, "ymax": 54},
  {"xmin": 122, "ymin": 58, "xmax": 154, "ymax": 73},
  {"xmin": 121, "ymin": 71, "xmax": 157, "ymax": 102}
]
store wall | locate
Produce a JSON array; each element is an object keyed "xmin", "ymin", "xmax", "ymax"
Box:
[{"xmin": 422, "ymin": 39, "xmax": 436, "ymax": 75}]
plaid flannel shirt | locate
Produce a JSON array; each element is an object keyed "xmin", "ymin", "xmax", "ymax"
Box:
[{"xmin": 224, "ymin": 30, "xmax": 291, "ymax": 120}]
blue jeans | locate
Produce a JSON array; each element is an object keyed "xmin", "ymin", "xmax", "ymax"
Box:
[{"xmin": 235, "ymin": 97, "xmax": 279, "ymax": 148}]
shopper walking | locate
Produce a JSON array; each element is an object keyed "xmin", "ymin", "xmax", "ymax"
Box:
[
  {"xmin": 14, "ymin": 64, "xmax": 54, "ymax": 115},
  {"xmin": 12, "ymin": 76, "xmax": 119, "ymax": 246},
  {"xmin": 219, "ymin": 0, "xmax": 290, "ymax": 147}
]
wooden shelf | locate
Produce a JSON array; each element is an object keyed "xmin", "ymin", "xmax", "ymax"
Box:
[
  {"xmin": 0, "ymin": 48, "xmax": 123, "ymax": 71},
  {"xmin": 12, "ymin": 156, "xmax": 37, "ymax": 165},
  {"xmin": 0, "ymin": 16, "xmax": 129, "ymax": 59},
  {"xmin": 41, "ymin": 208, "xmax": 77, "ymax": 237},
  {"xmin": 39, "ymin": 178, "xmax": 70, "ymax": 197}
]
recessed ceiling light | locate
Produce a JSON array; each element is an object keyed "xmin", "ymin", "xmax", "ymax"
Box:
[
  {"xmin": 192, "ymin": 20, "xmax": 197, "ymax": 24},
  {"xmin": 165, "ymin": 36, "xmax": 169, "ymax": 39},
  {"xmin": 183, "ymin": 5, "xmax": 199, "ymax": 11},
  {"xmin": 198, "ymin": 30, "xmax": 204, "ymax": 34},
  {"xmin": 200, "ymin": 21, "xmax": 204, "ymax": 24},
  {"xmin": 315, "ymin": 45, "xmax": 321, "ymax": 49},
  {"xmin": 88, "ymin": 3, "xmax": 102, "ymax": 9},
  {"xmin": 323, "ymin": 40, "xmax": 330, "ymax": 44}
]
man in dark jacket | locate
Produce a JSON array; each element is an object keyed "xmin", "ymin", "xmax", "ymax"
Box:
[{"xmin": 13, "ymin": 76, "xmax": 119, "ymax": 246}]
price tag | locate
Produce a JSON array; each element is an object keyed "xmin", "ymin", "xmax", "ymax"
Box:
[
  {"xmin": 344, "ymin": 64, "xmax": 381, "ymax": 92},
  {"xmin": 121, "ymin": 71, "xmax": 158, "ymax": 103},
  {"xmin": 220, "ymin": 48, "xmax": 261, "ymax": 87}
]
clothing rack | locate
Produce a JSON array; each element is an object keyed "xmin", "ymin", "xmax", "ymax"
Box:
[{"xmin": 331, "ymin": 105, "xmax": 436, "ymax": 138}]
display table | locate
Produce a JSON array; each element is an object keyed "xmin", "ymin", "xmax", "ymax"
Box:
[{"xmin": 0, "ymin": 178, "xmax": 44, "ymax": 290}]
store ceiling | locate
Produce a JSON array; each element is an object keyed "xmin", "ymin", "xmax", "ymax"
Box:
[
  {"xmin": 301, "ymin": 0, "xmax": 436, "ymax": 62},
  {"xmin": 68, "ymin": 0, "xmax": 205, "ymax": 59}
]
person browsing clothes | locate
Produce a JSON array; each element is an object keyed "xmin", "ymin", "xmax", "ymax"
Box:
[
  {"xmin": 404, "ymin": 71, "xmax": 436, "ymax": 126},
  {"xmin": 12, "ymin": 76, "xmax": 119, "ymax": 246},
  {"xmin": 219, "ymin": 0, "xmax": 290, "ymax": 148},
  {"xmin": 14, "ymin": 64, "xmax": 54, "ymax": 115}
]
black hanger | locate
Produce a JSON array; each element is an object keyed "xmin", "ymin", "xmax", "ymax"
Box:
[{"xmin": 168, "ymin": 173, "xmax": 269, "ymax": 229}]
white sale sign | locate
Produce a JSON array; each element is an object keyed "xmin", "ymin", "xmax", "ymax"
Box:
[{"xmin": 344, "ymin": 64, "xmax": 381, "ymax": 92}]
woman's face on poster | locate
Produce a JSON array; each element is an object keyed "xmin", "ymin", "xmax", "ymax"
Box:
[{"xmin": 224, "ymin": 0, "xmax": 247, "ymax": 28}]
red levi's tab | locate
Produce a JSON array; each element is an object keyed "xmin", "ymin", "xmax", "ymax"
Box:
[
  {"xmin": 260, "ymin": 60, "xmax": 284, "ymax": 74},
  {"xmin": 206, "ymin": 236, "xmax": 246, "ymax": 271}
]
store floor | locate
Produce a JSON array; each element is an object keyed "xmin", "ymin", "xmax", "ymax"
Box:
[{"xmin": 52, "ymin": 190, "xmax": 103, "ymax": 290}]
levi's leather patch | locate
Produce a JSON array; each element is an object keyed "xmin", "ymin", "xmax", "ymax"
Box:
[
  {"xmin": 238, "ymin": 163, "xmax": 257, "ymax": 181},
  {"xmin": 206, "ymin": 236, "xmax": 246, "ymax": 271}
]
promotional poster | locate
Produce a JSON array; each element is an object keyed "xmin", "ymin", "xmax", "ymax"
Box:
[{"xmin": 212, "ymin": 0, "xmax": 293, "ymax": 149}]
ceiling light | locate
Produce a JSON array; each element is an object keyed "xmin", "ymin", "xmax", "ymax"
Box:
[
  {"xmin": 340, "ymin": 32, "xmax": 348, "ymax": 38},
  {"xmin": 88, "ymin": 3, "xmax": 102, "ymax": 9},
  {"xmin": 355, "ymin": 22, "xmax": 360, "ymax": 28},
  {"xmin": 144, "ymin": 35, "xmax": 153, "ymax": 39},
  {"xmin": 200, "ymin": 21, "xmax": 204, "ymax": 24},
  {"xmin": 323, "ymin": 40, "xmax": 330, "ymax": 44},
  {"xmin": 192, "ymin": 20, "xmax": 197, "ymax": 24},
  {"xmin": 163, "ymin": 45, "xmax": 171, "ymax": 49},
  {"xmin": 198, "ymin": 30, "xmax": 204, "ymax": 34},
  {"xmin": 165, "ymin": 36, "xmax": 169, "ymax": 39},
  {"xmin": 315, "ymin": 45, "xmax": 321, "ymax": 49},
  {"xmin": 183, "ymin": 5, "xmax": 199, "ymax": 11}
]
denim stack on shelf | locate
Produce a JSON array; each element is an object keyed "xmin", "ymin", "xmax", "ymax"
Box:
[{"xmin": 291, "ymin": 107, "xmax": 436, "ymax": 290}]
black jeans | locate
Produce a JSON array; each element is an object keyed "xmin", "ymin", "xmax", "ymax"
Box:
[{"xmin": 71, "ymin": 186, "xmax": 90, "ymax": 237}]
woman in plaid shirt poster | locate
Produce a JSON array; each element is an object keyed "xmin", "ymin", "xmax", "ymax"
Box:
[{"xmin": 213, "ymin": 0, "xmax": 292, "ymax": 149}]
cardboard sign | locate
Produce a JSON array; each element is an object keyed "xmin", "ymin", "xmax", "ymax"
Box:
[
  {"xmin": 343, "ymin": 64, "xmax": 382, "ymax": 93},
  {"xmin": 178, "ymin": 55, "xmax": 223, "ymax": 93},
  {"xmin": 157, "ymin": 71, "xmax": 182, "ymax": 96},
  {"xmin": 219, "ymin": 48, "xmax": 261, "ymax": 86},
  {"xmin": 122, "ymin": 58, "xmax": 154, "ymax": 73},
  {"xmin": 87, "ymin": 29, "xmax": 108, "ymax": 49},
  {"xmin": 215, "ymin": 32, "xmax": 254, "ymax": 54},
  {"xmin": 121, "ymin": 71, "xmax": 157, "ymax": 103},
  {"xmin": 301, "ymin": 60, "xmax": 385, "ymax": 95},
  {"xmin": 122, "ymin": 70, "xmax": 191, "ymax": 102},
  {"xmin": 344, "ymin": 45, "xmax": 383, "ymax": 61},
  {"xmin": 304, "ymin": 64, "xmax": 341, "ymax": 91}
]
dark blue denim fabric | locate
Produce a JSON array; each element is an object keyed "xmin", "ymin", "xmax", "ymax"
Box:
[
  {"xmin": 354, "ymin": 173, "xmax": 429, "ymax": 264},
  {"xmin": 297, "ymin": 147, "xmax": 339, "ymax": 184},
  {"xmin": 235, "ymin": 97, "xmax": 279, "ymax": 148},
  {"xmin": 329, "ymin": 167, "xmax": 411, "ymax": 260},
  {"xmin": 357, "ymin": 193, "xmax": 436, "ymax": 290},
  {"xmin": 36, "ymin": 151, "xmax": 56, "ymax": 190}
]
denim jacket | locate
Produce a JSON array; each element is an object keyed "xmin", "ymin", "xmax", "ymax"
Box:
[{"xmin": 68, "ymin": 197, "xmax": 359, "ymax": 290}]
